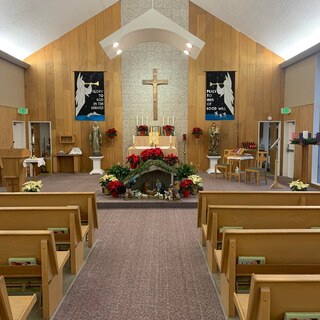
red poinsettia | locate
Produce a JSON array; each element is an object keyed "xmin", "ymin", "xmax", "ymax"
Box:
[
  {"xmin": 137, "ymin": 125, "xmax": 148, "ymax": 133},
  {"xmin": 127, "ymin": 154, "xmax": 140, "ymax": 165},
  {"xmin": 180, "ymin": 179, "xmax": 193, "ymax": 191},
  {"xmin": 191, "ymin": 127, "xmax": 203, "ymax": 136},
  {"xmin": 106, "ymin": 128, "xmax": 117, "ymax": 138},
  {"xmin": 163, "ymin": 125, "xmax": 174, "ymax": 135},
  {"xmin": 140, "ymin": 148, "xmax": 164, "ymax": 162},
  {"xmin": 107, "ymin": 180, "xmax": 124, "ymax": 193},
  {"xmin": 164, "ymin": 153, "xmax": 179, "ymax": 166}
]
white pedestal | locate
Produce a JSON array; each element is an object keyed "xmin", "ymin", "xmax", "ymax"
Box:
[
  {"xmin": 206, "ymin": 155, "xmax": 221, "ymax": 174},
  {"xmin": 89, "ymin": 156, "xmax": 104, "ymax": 175}
]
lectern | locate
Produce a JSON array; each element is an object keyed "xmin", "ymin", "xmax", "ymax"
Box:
[{"xmin": 0, "ymin": 148, "xmax": 29, "ymax": 191}]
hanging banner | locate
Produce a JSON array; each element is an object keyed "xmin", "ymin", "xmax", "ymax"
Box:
[
  {"xmin": 205, "ymin": 71, "xmax": 235, "ymax": 121},
  {"xmin": 74, "ymin": 71, "xmax": 105, "ymax": 121}
]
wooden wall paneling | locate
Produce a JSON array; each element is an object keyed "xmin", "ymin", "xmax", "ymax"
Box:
[
  {"xmin": 44, "ymin": 45, "xmax": 55, "ymax": 126},
  {"xmin": 263, "ymin": 49, "xmax": 273, "ymax": 117},
  {"xmin": 238, "ymin": 34, "xmax": 248, "ymax": 147},
  {"xmin": 86, "ymin": 18, "xmax": 97, "ymax": 69},
  {"xmin": 95, "ymin": 12, "xmax": 105, "ymax": 72},
  {"xmin": 36, "ymin": 50, "xmax": 46, "ymax": 120}
]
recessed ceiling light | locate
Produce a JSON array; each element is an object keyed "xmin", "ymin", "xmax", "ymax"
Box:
[
  {"xmin": 113, "ymin": 42, "xmax": 119, "ymax": 48},
  {"xmin": 186, "ymin": 42, "xmax": 193, "ymax": 49},
  {"xmin": 183, "ymin": 50, "xmax": 190, "ymax": 55},
  {"xmin": 116, "ymin": 49, "xmax": 122, "ymax": 55}
]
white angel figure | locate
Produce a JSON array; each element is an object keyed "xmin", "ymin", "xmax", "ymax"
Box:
[
  {"xmin": 217, "ymin": 72, "xmax": 234, "ymax": 115},
  {"xmin": 75, "ymin": 73, "xmax": 92, "ymax": 116}
]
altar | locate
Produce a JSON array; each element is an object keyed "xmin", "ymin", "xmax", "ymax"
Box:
[{"xmin": 127, "ymin": 136, "xmax": 178, "ymax": 157}]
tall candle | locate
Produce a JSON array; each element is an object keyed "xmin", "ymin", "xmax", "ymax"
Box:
[
  {"xmin": 133, "ymin": 135, "xmax": 135, "ymax": 144},
  {"xmin": 136, "ymin": 116, "xmax": 138, "ymax": 126},
  {"xmin": 173, "ymin": 117, "xmax": 174, "ymax": 126},
  {"xmin": 142, "ymin": 116, "xmax": 144, "ymax": 125},
  {"xmin": 169, "ymin": 135, "xmax": 172, "ymax": 144},
  {"xmin": 162, "ymin": 117, "xmax": 164, "ymax": 126},
  {"xmin": 167, "ymin": 116, "xmax": 169, "ymax": 125},
  {"xmin": 291, "ymin": 132, "xmax": 295, "ymax": 140},
  {"xmin": 32, "ymin": 134, "xmax": 35, "ymax": 144},
  {"xmin": 146, "ymin": 117, "xmax": 148, "ymax": 126},
  {"xmin": 303, "ymin": 131, "xmax": 308, "ymax": 139}
]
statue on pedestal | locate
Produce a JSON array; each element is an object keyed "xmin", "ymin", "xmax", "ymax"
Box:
[
  {"xmin": 208, "ymin": 123, "xmax": 220, "ymax": 156},
  {"xmin": 89, "ymin": 122, "xmax": 102, "ymax": 156}
]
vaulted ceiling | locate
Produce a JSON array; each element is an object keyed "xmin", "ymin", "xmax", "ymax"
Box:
[{"xmin": 1, "ymin": 0, "xmax": 319, "ymax": 61}]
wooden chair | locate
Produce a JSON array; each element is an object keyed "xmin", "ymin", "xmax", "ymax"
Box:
[
  {"xmin": 245, "ymin": 151, "xmax": 267, "ymax": 185},
  {"xmin": 0, "ymin": 276, "xmax": 37, "ymax": 320},
  {"xmin": 214, "ymin": 149, "xmax": 233, "ymax": 179}
]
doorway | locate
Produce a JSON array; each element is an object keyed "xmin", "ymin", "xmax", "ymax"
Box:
[
  {"xmin": 12, "ymin": 121, "xmax": 26, "ymax": 148},
  {"xmin": 283, "ymin": 121, "xmax": 295, "ymax": 178}
]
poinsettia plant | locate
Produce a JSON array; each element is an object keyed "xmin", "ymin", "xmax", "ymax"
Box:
[
  {"xmin": 192, "ymin": 127, "xmax": 203, "ymax": 136},
  {"xmin": 163, "ymin": 153, "xmax": 179, "ymax": 166},
  {"xmin": 99, "ymin": 174, "xmax": 118, "ymax": 187},
  {"xmin": 106, "ymin": 128, "xmax": 117, "ymax": 138},
  {"xmin": 179, "ymin": 179, "xmax": 193, "ymax": 191},
  {"xmin": 127, "ymin": 154, "xmax": 140, "ymax": 165},
  {"xmin": 137, "ymin": 125, "xmax": 148, "ymax": 134},
  {"xmin": 140, "ymin": 148, "xmax": 164, "ymax": 162},
  {"xmin": 107, "ymin": 180, "xmax": 125, "ymax": 193},
  {"xmin": 163, "ymin": 125, "xmax": 174, "ymax": 135}
]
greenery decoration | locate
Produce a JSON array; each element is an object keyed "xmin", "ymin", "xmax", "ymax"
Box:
[
  {"xmin": 289, "ymin": 179, "xmax": 309, "ymax": 191},
  {"xmin": 106, "ymin": 164, "xmax": 130, "ymax": 181},
  {"xmin": 22, "ymin": 180, "xmax": 42, "ymax": 192},
  {"xmin": 291, "ymin": 137, "xmax": 318, "ymax": 145},
  {"xmin": 176, "ymin": 163, "xmax": 197, "ymax": 180}
]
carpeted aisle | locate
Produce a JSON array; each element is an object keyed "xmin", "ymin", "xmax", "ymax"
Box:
[{"xmin": 54, "ymin": 208, "xmax": 225, "ymax": 320}]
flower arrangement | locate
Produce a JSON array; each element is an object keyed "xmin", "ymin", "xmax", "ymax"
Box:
[
  {"xmin": 107, "ymin": 180, "xmax": 125, "ymax": 194},
  {"xmin": 140, "ymin": 148, "xmax": 164, "ymax": 162},
  {"xmin": 99, "ymin": 174, "xmax": 118, "ymax": 187},
  {"xmin": 192, "ymin": 127, "xmax": 203, "ymax": 137},
  {"xmin": 22, "ymin": 180, "xmax": 42, "ymax": 192},
  {"xmin": 127, "ymin": 154, "xmax": 140, "ymax": 169},
  {"xmin": 137, "ymin": 125, "xmax": 148, "ymax": 135},
  {"xmin": 289, "ymin": 179, "xmax": 309, "ymax": 191},
  {"xmin": 188, "ymin": 175, "xmax": 203, "ymax": 187},
  {"xmin": 106, "ymin": 128, "xmax": 117, "ymax": 139},
  {"xmin": 163, "ymin": 125, "xmax": 174, "ymax": 136},
  {"xmin": 179, "ymin": 179, "xmax": 193, "ymax": 191},
  {"xmin": 163, "ymin": 153, "xmax": 179, "ymax": 166}
]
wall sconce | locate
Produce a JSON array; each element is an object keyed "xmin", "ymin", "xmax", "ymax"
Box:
[{"xmin": 100, "ymin": 8, "xmax": 205, "ymax": 60}]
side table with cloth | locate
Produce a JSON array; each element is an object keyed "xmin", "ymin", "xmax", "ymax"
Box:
[
  {"xmin": 23, "ymin": 157, "xmax": 46, "ymax": 178},
  {"xmin": 227, "ymin": 154, "xmax": 254, "ymax": 182}
]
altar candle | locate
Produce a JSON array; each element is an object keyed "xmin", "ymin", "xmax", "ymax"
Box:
[
  {"xmin": 136, "ymin": 116, "xmax": 138, "ymax": 126},
  {"xmin": 167, "ymin": 116, "xmax": 169, "ymax": 125},
  {"xmin": 146, "ymin": 117, "xmax": 148, "ymax": 126},
  {"xmin": 32, "ymin": 134, "xmax": 35, "ymax": 144},
  {"xmin": 170, "ymin": 135, "xmax": 172, "ymax": 144},
  {"xmin": 303, "ymin": 130, "xmax": 308, "ymax": 139},
  {"xmin": 162, "ymin": 117, "xmax": 164, "ymax": 126},
  {"xmin": 133, "ymin": 135, "xmax": 135, "ymax": 144},
  {"xmin": 173, "ymin": 117, "xmax": 174, "ymax": 126},
  {"xmin": 291, "ymin": 132, "xmax": 295, "ymax": 140},
  {"xmin": 142, "ymin": 116, "xmax": 144, "ymax": 125}
]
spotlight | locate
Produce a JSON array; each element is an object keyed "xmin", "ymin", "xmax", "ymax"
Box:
[
  {"xmin": 186, "ymin": 42, "xmax": 193, "ymax": 49},
  {"xmin": 116, "ymin": 49, "xmax": 122, "ymax": 55},
  {"xmin": 113, "ymin": 42, "xmax": 119, "ymax": 48},
  {"xmin": 183, "ymin": 49, "xmax": 190, "ymax": 55}
]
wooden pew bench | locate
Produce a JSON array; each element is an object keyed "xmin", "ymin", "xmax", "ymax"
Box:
[
  {"xmin": 0, "ymin": 206, "xmax": 88, "ymax": 275},
  {"xmin": 197, "ymin": 191, "xmax": 320, "ymax": 246},
  {"xmin": 234, "ymin": 274, "xmax": 320, "ymax": 320},
  {"xmin": 206, "ymin": 205, "xmax": 320, "ymax": 274},
  {"xmin": 0, "ymin": 192, "xmax": 98, "ymax": 247},
  {"xmin": 0, "ymin": 275, "xmax": 37, "ymax": 320},
  {"xmin": 216, "ymin": 228, "xmax": 320, "ymax": 317},
  {"xmin": 0, "ymin": 230, "xmax": 70, "ymax": 320}
]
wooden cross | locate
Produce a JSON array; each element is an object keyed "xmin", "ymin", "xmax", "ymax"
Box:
[{"xmin": 142, "ymin": 68, "xmax": 168, "ymax": 121}]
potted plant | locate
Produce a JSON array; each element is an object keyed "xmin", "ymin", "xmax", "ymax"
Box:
[
  {"xmin": 289, "ymin": 179, "xmax": 309, "ymax": 191},
  {"xmin": 163, "ymin": 125, "xmax": 174, "ymax": 136},
  {"xmin": 107, "ymin": 180, "xmax": 125, "ymax": 197},
  {"xmin": 179, "ymin": 179, "xmax": 193, "ymax": 198},
  {"xmin": 192, "ymin": 127, "xmax": 203, "ymax": 139},
  {"xmin": 21, "ymin": 180, "xmax": 42, "ymax": 192},
  {"xmin": 106, "ymin": 128, "xmax": 117, "ymax": 139},
  {"xmin": 126, "ymin": 154, "xmax": 140, "ymax": 169},
  {"xmin": 106, "ymin": 164, "xmax": 130, "ymax": 181},
  {"xmin": 99, "ymin": 174, "xmax": 118, "ymax": 194},
  {"xmin": 137, "ymin": 125, "xmax": 148, "ymax": 136},
  {"xmin": 163, "ymin": 153, "xmax": 179, "ymax": 166},
  {"xmin": 140, "ymin": 147, "xmax": 164, "ymax": 162},
  {"xmin": 188, "ymin": 174, "xmax": 203, "ymax": 194},
  {"xmin": 176, "ymin": 163, "xmax": 197, "ymax": 180}
]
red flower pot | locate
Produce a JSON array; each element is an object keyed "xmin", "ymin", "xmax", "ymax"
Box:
[
  {"xmin": 165, "ymin": 131, "xmax": 170, "ymax": 136},
  {"xmin": 111, "ymin": 191, "xmax": 118, "ymax": 198},
  {"xmin": 130, "ymin": 163, "xmax": 137, "ymax": 169},
  {"xmin": 139, "ymin": 132, "xmax": 145, "ymax": 136},
  {"xmin": 194, "ymin": 134, "xmax": 200, "ymax": 139},
  {"xmin": 182, "ymin": 190, "xmax": 190, "ymax": 198}
]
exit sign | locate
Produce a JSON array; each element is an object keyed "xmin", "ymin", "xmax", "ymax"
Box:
[
  {"xmin": 281, "ymin": 107, "xmax": 291, "ymax": 114},
  {"xmin": 18, "ymin": 107, "xmax": 28, "ymax": 115}
]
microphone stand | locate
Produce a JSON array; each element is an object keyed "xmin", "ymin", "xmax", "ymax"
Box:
[{"xmin": 269, "ymin": 138, "xmax": 283, "ymax": 189}]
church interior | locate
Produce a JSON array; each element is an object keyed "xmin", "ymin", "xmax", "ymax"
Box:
[{"xmin": 1, "ymin": 1, "xmax": 320, "ymax": 319}]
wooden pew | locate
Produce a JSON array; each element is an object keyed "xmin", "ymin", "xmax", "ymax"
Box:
[
  {"xmin": 0, "ymin": 206, "xmax": 88, "ymax": 275},
  {"xmin": 206, "ymin": 205, "xmax": 320, "ymax": 273},
  {"xmin": 197, "ymin": 191, "xmax": 320, "ymax": 246},
  {"xmin": 0, "ymin": 275, "xmax": 37, "ymax": 320},
  {"xmin": 234, "ymin": 274, "xmax": 320, "ymax": 320},
  {"xmin": 0, "ymin": 230, "xmax": 70, "ymax": 320},
  {"xmin": 216, "ymin": 229, "xmax": 320, "ymax": 317},
  {"xmin": 0, "ymin": 192, "xmax": 98, "ymax": 247}
]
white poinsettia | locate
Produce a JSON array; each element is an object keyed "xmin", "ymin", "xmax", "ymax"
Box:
[
  {"xmin": 289, "ymin": 179, "xmax": 309, "ymax": 191},
  {"xmin": 187, "ymin": 175, "xmax": 202, "ymax": 186},
  {"xmin": 99, "ymin": 174, "xmax": 118, "ymax": 186},
  {"xmin": 22, "ymin": 180, "xmax": 42, "ymax": 192}
]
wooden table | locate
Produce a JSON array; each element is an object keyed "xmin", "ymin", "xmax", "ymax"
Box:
[
  {"xmin": 227, "ymin": 154, "xmax": 254, "ymax": 182},
  {"xmin": 52, "ymin": 154, "xmax": 81, "ymax": 173}
]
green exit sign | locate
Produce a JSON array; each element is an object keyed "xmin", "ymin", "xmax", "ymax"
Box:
[
  {"xmin": 281, "ymin": 107, "xmax": 291, "ymax": 114},
  {"xmin": 17, "ymin": 107, "xmax": 28, "ymax": 115}
]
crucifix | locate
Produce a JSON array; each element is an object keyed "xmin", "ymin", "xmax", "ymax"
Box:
[{"xmin": 142, "ymin": 68, "xmax": 168, "ymax": 121}]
